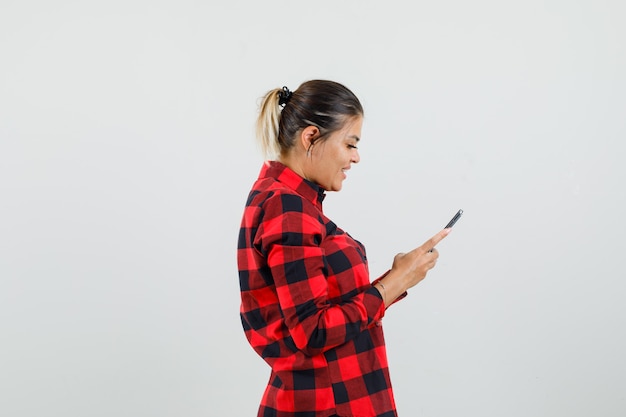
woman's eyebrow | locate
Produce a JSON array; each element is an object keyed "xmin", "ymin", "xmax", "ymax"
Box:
[{"xmin": 347, "ymin": 135, "xmax": 360, "ymax": 142}]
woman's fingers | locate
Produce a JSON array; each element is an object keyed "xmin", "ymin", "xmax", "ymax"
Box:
[
  {"xmin": 391, "ymin": 229, "xmax": 450, "ymax": 290},
  {"xmin": 419, "ymin": 229, "xmax": 451, "ymax": 254}
]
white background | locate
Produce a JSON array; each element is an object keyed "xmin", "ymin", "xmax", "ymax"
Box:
[{"xmin": 1, "ymin": 1, "xmax": 625, "ymax": 416}]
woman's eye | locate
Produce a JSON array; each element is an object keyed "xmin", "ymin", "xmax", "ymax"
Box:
[{"xmin": 347, "ymin": 144, "xmax": 358, "ymax": 150}]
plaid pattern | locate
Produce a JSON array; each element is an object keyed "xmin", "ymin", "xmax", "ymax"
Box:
[{"xmin": 238, "ymin": 161, "xmax": 401, "ymax": 416}]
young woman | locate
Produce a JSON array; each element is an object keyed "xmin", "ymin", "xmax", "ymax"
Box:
[{"xmin": 237, "ymin": 80, "xmax": 449, "ymax": 417}]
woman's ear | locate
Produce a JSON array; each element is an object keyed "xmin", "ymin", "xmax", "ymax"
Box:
[{"xmin": 299, "ymin": 126, "xmax": 320, "ymax": 152}]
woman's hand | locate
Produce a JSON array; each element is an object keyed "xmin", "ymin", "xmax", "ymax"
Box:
[{"xmin": 375, "ymin": 229, "xmax": 451, "ymax": 307}]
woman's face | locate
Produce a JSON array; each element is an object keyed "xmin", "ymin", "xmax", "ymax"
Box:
[{"xmin": 308, "ymin": 116, "xmax": 362, "ymax": 192}]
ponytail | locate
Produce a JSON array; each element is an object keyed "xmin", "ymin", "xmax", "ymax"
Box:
[{"xmin": 256, "ymin": 88, "xmax": 283, "ymax": 160}]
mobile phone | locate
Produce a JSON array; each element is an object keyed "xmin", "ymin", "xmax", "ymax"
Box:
[{"xmin": 444, "ymin": 209, "xmax": 463, "ymax": 229}]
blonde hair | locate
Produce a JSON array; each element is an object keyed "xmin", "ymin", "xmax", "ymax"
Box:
[
  {"xmin": 255, "ymin": 80, "xmax": 364, "ymax": 161},
  {"xmin": 256, "ymin": 88, "xmax": 283, "ymax": 160}
]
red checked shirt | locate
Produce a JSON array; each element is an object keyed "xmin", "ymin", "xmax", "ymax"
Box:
[{"xmin": 238, "ymin": 161, "xmax": 405, "ymax": 417}]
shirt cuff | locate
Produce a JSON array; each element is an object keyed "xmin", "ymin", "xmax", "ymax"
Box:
[{"xmin": 372, "ymin": 269, "xmax": 408, "ymax": 308}]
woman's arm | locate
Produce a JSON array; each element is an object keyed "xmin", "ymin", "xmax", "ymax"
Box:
[{"xmin": 259, "ymin": 193, "xmax": 385, "ymax": 357}]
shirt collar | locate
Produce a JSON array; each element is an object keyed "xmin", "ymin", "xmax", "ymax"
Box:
[{"xmin": 259, "ymin": 160, "xmax": 326, "ymax": 207}]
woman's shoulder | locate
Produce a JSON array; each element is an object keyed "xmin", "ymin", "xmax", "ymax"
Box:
[{"xmin": 247, "ymin": 177, "xmax": 323, "ymax": 222}]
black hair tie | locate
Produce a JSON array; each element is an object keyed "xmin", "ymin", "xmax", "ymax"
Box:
[{"xmin": 278, "ymin": 86, "xmax": 292, "ymax": 107}]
